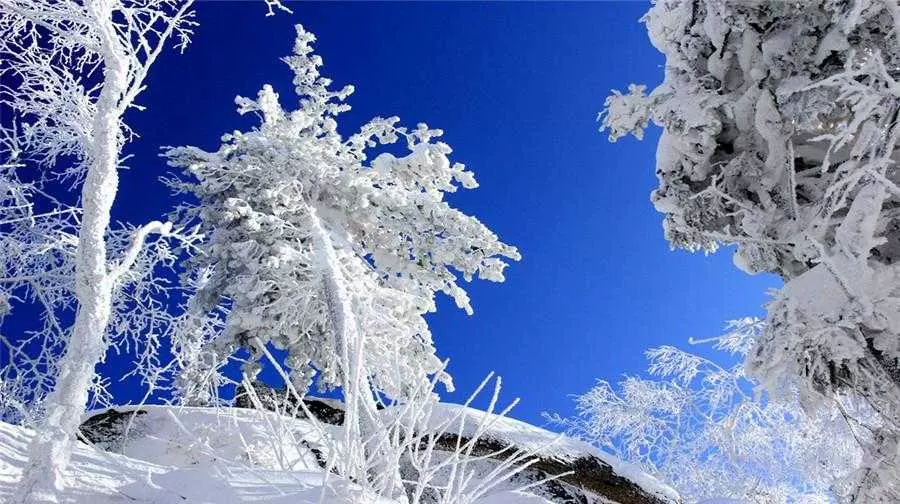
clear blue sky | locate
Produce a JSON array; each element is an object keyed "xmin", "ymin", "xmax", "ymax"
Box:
[{"xmin": 109, "ymin": 2, "xmax": 778, "ymax": 427}]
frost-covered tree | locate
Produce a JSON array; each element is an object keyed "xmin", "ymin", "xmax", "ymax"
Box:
[
  {"xmin": 163, "ymin": 25, "xmax": 519, "ymax": 499},
  {"xmin": 552, "ymin": 318, "xmax": 867, "ymax": 503},
  {"xmin": 0, "ymin": 1, "xmax": 204, "ymax": 501},
  {"xmin": 601, "ymin": 1, "xmax": 900, "ymax": 497}
]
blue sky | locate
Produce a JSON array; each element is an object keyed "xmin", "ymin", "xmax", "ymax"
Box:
[{"xmin": 110, "ymin": 2, "xmax": 778, "ymax": 427}]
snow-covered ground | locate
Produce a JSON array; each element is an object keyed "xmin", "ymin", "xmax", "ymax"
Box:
[
  {"xmin": 0, "ymin": 414, "xmax": 394, "ymax": 504},
  {"xmin": 0, "ymin": 405, "xmax": 676, "ymax": 503}
]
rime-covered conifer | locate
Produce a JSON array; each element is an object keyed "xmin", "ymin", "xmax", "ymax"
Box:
[{"xmin": 602, "ymin": 2, "xmax": 900, "ymax": 496}]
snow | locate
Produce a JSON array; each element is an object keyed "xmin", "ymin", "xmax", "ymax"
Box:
[
  {"xmin": 384, "ymin": 403, "xmax": 589, "ymax": 458},
  {"xmin": 1, "ymin": 419, "xmax": 165, "ymax": 503},
  {"xmin": 3, "ymin": 403, "xmax": 676, "ymax": 503},
  {"xmin": 473, "ymin": 490, "xmax": 555, "ymax": 504},
  {"xmin": 84, "ymin": 405, "xmax": 333, "ymax": 471},
  {"xmin": 119, "ymin": 468, "xmax": 395, "ymax": 504},
  {"xmin": 0, "ymin": 415, "xmax": 391, "ymax": 503}
]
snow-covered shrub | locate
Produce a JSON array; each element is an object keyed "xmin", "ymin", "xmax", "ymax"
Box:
[
  {"xmin": 601, "ymin": 1, "xmax": 900, "ymax": 497},
  {"xmin": 553, "ymin": 319, "xmax": 866, "ymax": 503},
  {"xmin": 381, "ymin": 373, "xmax": 567, "ymax": 504}
]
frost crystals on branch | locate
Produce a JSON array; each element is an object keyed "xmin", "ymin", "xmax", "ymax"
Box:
[{"xmin": 553, "ymin": 319, "xmax": 869, "ymax": 503}]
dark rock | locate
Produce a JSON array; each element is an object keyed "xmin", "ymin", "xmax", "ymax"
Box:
[
  {"xmin": 79, "ymin": 408, "xmax": 146, "ymax": 452},
  {"xmin": 233, "ymin": 381, "xmax": 345, "ymax": 425}
]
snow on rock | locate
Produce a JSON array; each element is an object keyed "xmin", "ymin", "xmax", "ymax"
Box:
[
  {"xmin": 383, "ymin": 403, "xmax": 589, "ymax": 459},
  {"xmin": 234, "ymin": 384, "xmax": 678, "ymax": 502},
  {"xmin": 80, "ymin": 405, "xmax": 333, "ymax": 472},
  {"xmin": 380, "ymin": 403, "xmax": 680, "ymax": 504},
  {"xmin": 234, "ymin": 384, "xmax": 347, "ymax": 426}
]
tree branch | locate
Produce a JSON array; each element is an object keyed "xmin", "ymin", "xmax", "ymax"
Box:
[{"xmin": 108, "ymin": 220, "xmax": 172, "ymax": 283}]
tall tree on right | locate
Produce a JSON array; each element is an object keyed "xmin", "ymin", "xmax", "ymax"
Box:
[{"xmin": 601, "ymin": 1, "xmax": 900, "ymax": 499}]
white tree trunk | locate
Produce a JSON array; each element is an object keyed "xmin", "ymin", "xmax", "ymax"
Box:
[
  {"xmin": 15, "ymin": 2, "xmax": 127, "ymax": 501},
  {"xmin": 307, "ymin": 206, "xmax": 407, "ymax": 502}
]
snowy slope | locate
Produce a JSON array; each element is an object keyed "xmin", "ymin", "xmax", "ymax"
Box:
[
  {"xmin": 1, "ymin": 419, "xmax": 167, "ymax": 503},
  {"xmin": 1, "ymin": 404, "xmax": 678, "ymax": 503},
  {"xmin": 0, "ymin": 419, "xmax": 393, "ymax": 503}
]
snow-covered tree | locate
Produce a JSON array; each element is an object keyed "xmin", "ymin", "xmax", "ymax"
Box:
[
  {"xmin": 601, "ymin": 1, "xmax": 900, "ymax": 497},
  {"xmin": 552, "ymin": 318, "xmax": 867, "ymax": 503},
  {"xmin": 0, "ymin": 1, "xmax": 213, "ymax": 501},
  {"xmin": 163, "ymin": 24, "xmax": 519, "ymax": 499}
]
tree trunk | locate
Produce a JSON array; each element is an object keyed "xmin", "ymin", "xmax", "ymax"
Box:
[
  {"xmin": 307, "ymin": 206, "xmax": 407, "ymax": 503},
  {"xmin": 15, "ymin": 2, "xmax": 127, "ymax": 501}
]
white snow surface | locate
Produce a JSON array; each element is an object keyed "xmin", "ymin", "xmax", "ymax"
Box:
[
  {"xmin": 87, "ymin": 405, "xmax": 332, "ymax": 471},
  {"xmin": 473, "ymin": 490, "xmax": 555, "ymax": 504},
  {"xmin": 0, "ymin": 413, "xmax": 391, "ymax": 503}
]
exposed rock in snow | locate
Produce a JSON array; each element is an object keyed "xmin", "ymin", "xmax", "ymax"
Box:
[
  {"xmin": 379, "ymin": 404, "xmax": 680, "ymax": 504},
  {"xmin": 80, "ymin": 405, "xmax": 333, "ymax": 472},
  {"xmin": 233, "ymin": 382, "xmax": 348, "ymax": 425},
  {"xmin": 85, "ymin": 404, "xmax": 676, "ymax": 502}
]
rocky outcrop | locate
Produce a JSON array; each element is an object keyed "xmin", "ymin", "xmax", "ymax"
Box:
[
  {"xmin": 79, "ymin": 407, "xmax": 147, "ymax": 452},
  {"xmin": 427, "ymin": 432, "xmax": 673, "ymax": 504},
  {"xmin": 234, "ymin": 381, "xmax": 346, "ymax": 425},
  {"xmin": 229, "ymin": 383, "xmax": 676, "ymax": 502}
]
